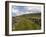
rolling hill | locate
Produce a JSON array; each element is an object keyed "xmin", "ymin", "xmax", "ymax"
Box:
[{"xmin": 12, "ymin": 13, "xmax": 41, "ymax": 31}]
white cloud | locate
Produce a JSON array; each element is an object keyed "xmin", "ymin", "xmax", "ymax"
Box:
[
  {"xmin": 12, "ymin": 6, "xmax": 41, "ymax": 16},
  {"xmin": 27, "ymin": 7, "xmax": 32, "ymax": 10},
  {"xmin": 15, "ymin": 11, "xmax": 33, "ymax": 16},
  {"xmin": 12, "ymin": 9, "xmax": 18, "ymax": 13}
]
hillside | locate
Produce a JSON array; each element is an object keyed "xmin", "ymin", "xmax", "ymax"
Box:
[{"xmin": 12, "ymin": 13, "xmax": 41, "ymax": 31}]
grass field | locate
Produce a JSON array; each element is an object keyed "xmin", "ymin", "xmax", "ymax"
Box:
[{"xmin": 12, "ymin": 13, "xmax": 41, "ymax": 31}]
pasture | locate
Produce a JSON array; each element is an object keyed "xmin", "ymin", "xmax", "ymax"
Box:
[{"xmin": 12, "ymin": 13, "xmax": 41, "ymax": 31}]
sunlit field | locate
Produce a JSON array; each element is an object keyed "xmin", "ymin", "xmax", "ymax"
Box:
[{"xmin": 12, "ymin": 13, "xmax": 41, "ymax": 31}]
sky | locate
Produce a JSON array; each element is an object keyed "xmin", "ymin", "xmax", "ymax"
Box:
[{"xmin": 12, "ymin": 5, "xmax": 41, "ymax": 16}]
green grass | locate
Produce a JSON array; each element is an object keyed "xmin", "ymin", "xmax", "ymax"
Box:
[{"xmin": 12, "ymin": 13, "xmax": 41, "ymax": 31}]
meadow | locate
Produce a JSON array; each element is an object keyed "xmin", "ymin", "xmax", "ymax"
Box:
[{"xmin": 12, "ymin": 13, "xmax": 41, "ymax": 31}]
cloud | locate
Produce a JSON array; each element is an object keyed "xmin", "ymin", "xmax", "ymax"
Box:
[{"xmin": 12, "ymin": 6, "xmax": 41, "ymax": 16}]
